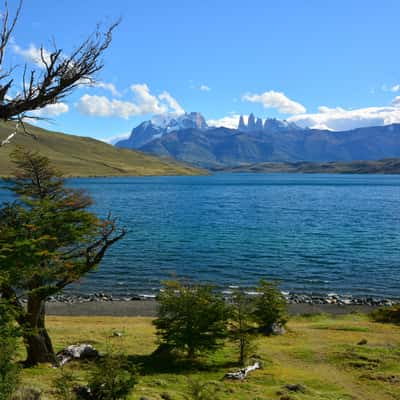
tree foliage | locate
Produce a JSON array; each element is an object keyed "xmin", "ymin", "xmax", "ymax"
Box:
[
  {"xmin": 0, "ymin": 148, "xmax": 125, "ymax": 365},
  {"xmin": 228, "ymin": 289, "xmax": 256, "ymax": 366},
  {"xmin": 153, "ymin": 280, "xmax": 230, "ymax": 358},
  {"xmin": 0, "ymin": 300, "xmax": 20, "ymax": 400},
  {"xmin": 252, "ymin": 280, "xmax": 288, "ymax": 335}
]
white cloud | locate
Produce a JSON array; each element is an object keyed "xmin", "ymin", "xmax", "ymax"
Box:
[
  {"xmin": 392, "ymin": 96, "xmax": 400, "ymax": 107},
  {"xmin": 200, "ymin": 85, "xmax": 211, "ymax": 92},
  {"xmin": 31, "ymin": 102, "xmax": 69, "ymax": 117},
  {"xmin": 76, "ymin": 94, "xmax": 140, "ymax": 119},
  {"xmin": 242, "ymin": 90, "xmax": 306, "ymax": 115},
  {"xmin": 76, "ymin": 84, "xmax": 184, "ymax": 119},
  {"xmin": 12, "ymin": 43, "xmax": 52, "ymax": 68},
  {"xmin": 391, "ymin": 85, "xmax": 400, "ymax": 92},
  {"xmin": 94, "ymin": 82, "xmax": 120, "ymax": 97},
  {"xmin": 158, "ymin": 91, "xmax": 185, "ymax": 115},
  {"xmin": 289, "ymin": 101, "xmax": 400, "ymax": 131},
  {"xmin": 129, "ymin": 83, "xmax": 167, "ymax": 115},
  {"xmin": 207, "ymin": 114, "xmax": 247, "ymax": 129}
]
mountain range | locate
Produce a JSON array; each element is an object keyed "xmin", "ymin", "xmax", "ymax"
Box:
[
  {"xmin": 0, "ymin": 121, "xmax": 204, "ymax": 177},
  {"xmin": 115, "ymin": 112, "xmax": 400, "ymax": 168}
]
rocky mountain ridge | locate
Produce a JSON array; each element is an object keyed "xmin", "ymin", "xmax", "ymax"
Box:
[{"xmin": 115, "ymin": 112, "xmax": 400, "ymax": 169}]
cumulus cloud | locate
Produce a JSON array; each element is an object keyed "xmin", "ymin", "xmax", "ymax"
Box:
[
  {"xmin": 76, "ymin": 84, "xmax": 184, "ymax": 119},
  {"xmin": 158, "ymin": 91, "xmax": 185, "ymax": 115},
  {"xmin": 392, "ymin": 96, "xmax": 400, "ymax": 107},
  {"xmin": 288, "ymin": 101, "xmax": 400, "ymax": 131},
  {"xmin": 94, "ymin": 82, "xmax": 120, "ymax": 97},
  {"xmin": 76, "ymin": 95, "xmax": 140, "ymax": 119},
  {"xmin": 242, "ymin": 90, "xmax": 306, "ymax": 114},
  {"xmin": 391, "ymin": 84, "xmax": 400, "ymax": 92},
  {"xmin": 31, "ymin": 102, "xmax": 69, "ymax": 117},
  {"xmin": 200, "ymin": 85, "xmax": 211, "ymax": 92},
  {"xmin": 207, "ymin": 114, "xmax": 247, "ymax": 129},
  {"xmin": 12, "ymin": 43, "xmax": 52, "ymax": 68}
]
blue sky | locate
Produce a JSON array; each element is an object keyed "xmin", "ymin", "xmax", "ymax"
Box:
[{"xmin": 8, "ymin": 0, "xmax": 400, "ymax": 141}]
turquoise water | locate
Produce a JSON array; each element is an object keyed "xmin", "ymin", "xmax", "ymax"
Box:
[{"xmin": 1, "ymin": 174, "xmax": 400, "ymax": 297}]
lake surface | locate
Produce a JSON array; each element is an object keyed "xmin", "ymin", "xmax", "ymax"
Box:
[{"xmin": 1, "ymin": 174, "xmax": 400, "ymax": 298}]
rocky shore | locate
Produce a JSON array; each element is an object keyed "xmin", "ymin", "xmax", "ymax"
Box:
[{"xmin": 43, "ymin": 291, "xmax": 399, "ymax": 307}]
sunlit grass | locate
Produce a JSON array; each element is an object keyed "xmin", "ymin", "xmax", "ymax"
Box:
[{"xmin": 18, "ymin": 313, "xmax": 400, "ymax": 400}]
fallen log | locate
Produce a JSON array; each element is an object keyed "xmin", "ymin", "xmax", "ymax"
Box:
[{"xmin": 56, "ymin": 344, "xmax": 99, "ymax": 366}]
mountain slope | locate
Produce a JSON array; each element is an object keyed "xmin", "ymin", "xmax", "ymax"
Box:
[
  {"xmin": 0, "ymin": 122, "xmax": 205, "ymax": 177},
  {"xmin": 120, "ymin": 123, "xmax": 400, "ymax": 168}
]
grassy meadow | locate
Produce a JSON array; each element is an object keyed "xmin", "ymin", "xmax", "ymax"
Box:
[
  {"xmin": 18, "ymin": 313, "xmax": 400, "ymax": 400},
  {"xmin": 0, "ymin": 122, "xmax": 205, "ymax": 177}
]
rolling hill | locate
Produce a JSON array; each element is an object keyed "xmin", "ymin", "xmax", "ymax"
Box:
[{"xmin": 0, "ymin": 122, "xmax": 205, "ymax": 177}]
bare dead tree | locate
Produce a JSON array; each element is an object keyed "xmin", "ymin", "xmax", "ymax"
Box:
[{"xmin": 0, "ymin": 0, "xmax": 119, "ymax": 146}]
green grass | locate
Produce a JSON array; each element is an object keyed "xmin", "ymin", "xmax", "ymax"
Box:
[
  {"xmin": 16, "ymin": 313, "xmax": 400, "ymax": 400},
  {"xmin": 0, "ymin": 121, "xmax": 206, "ymax": 177}
]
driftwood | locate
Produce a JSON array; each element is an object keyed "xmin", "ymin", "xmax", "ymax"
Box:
[
  {"xmin": 56, "ymin": 344, "xmax": 98, "ymax": 366},
  {"xmin": 224, "ymin": 361, "xmax": 261, "ymax": 380}
]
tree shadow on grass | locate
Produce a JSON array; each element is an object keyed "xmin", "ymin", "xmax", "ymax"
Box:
[{"xmin": 126, "ymin": 351, "xmax": 238, "ymax": 376}]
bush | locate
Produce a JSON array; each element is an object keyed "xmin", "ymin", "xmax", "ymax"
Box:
[
  {"xmin": 370, "ymin": 306, "xmax": 400, "ymax": 324},
  {"xmin": 0, "ymin": 301, "xmax": 20, "ymax": 400},
  {"xmin": 185, "ymin": 378, "xmax": 221, "ymax": 400},
  {"xmin": 87, "ymin": 354, "xmax": 136, "ymax": 400},
  {"xmin": 153, "ymin": 280, "xmax": 230, "ymax": 359},
  {"xmin": 53, "ymin": 368, "xmax": 77, "ymax": 400},
  {"xmin": 252, "ymin": 280, "xmax": 288, "ymax": 335}
]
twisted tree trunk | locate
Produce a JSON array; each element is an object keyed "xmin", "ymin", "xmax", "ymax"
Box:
[{"xmin": 24, "ymin": 295, "xmax": 56, "ymax": 366}]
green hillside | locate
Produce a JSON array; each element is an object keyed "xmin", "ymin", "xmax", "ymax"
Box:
[{"xmin": 0, "ymin": 122, "xmax": 205, "ymax": 177}]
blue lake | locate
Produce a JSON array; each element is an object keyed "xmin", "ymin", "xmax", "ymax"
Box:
[{"xmin": 1, "ymin": 173, "xmax": 400, "ymax": 298}]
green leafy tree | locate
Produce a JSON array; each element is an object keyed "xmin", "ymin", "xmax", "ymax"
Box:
[
  {"xmin": 153, "ymin": 280, "xmax": 230, "ymax": 359},
  {"xmin": 0, "ymin": 300, "xmax": 20, "ymax": 400},
  {"xmin": 0, "ymin": 148, "xmax": 125, "ymax": 365},
  {"xmin": 229, "ymin": 290, "xmax": 256, "ymax": 366},
  {"xmin": 252, "ymin": 280, "xmax": 288, "ymax": 335}
]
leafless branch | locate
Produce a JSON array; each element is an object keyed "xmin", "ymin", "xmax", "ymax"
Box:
[{"xmin": 0, "ymin": 1, "xmax": 119, "ymax": 145}]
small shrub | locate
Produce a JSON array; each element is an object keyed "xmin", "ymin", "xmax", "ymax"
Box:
[
  {"xmin": 185, "ymin": 378, "xmax": 221, "ymax": 400},
  {"xmin": 370, "ymin": 306, "xmax": 400, "ymax": 324},
  {"xmin": 53, "ymin": 368, "xmax": 78, "ymax": 400},
  {"xmin": 252, "ymin": 280, "xmax": 288, "ymax": 335},
  {"xmin": 87, "ymin": 353, "xmax": 136, "ymax": 400},
  {"xmin": 153, "ymin": 280, "xmax": 230, "ymax": 359}
]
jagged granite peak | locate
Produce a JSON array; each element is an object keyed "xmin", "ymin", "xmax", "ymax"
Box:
[
  {"xmin": 264, "ymin": 118, "xmax": 302, "ymax": 132},
  {"xmin": 255, "ymin": 117, "xmax": 263, "ymax": 131},
  {"xmin": 152, "ymin": 112, "xmax": 208, "ymax": 131},
  {"xmin": 116, "ymin": 112, "xmax": 208, "ymax": 149},
  {"xmin": 238, "ymin": 115, "xmax": 246, "ymax": 131},
  {"xmin": 247, "ymin": 113, "xmax": 256, "ymax": 131}
]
